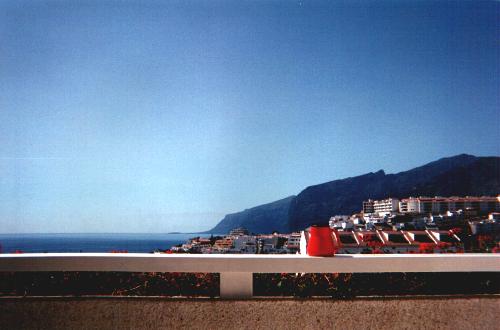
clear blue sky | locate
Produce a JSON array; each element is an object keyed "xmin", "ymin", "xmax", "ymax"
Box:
[{"xmin": 0, "ymin": 1, "xmax": 498, "ymax": 233}]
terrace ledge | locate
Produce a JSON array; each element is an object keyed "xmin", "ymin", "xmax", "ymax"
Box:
[{"xmin": 2, "ymin": 253, "xmax": 498, "ymax": 298}]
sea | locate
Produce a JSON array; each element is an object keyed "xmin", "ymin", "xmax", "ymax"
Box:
[{"xmin": 0, "ymin": 233, "xmax": 215, "ymax": 253}]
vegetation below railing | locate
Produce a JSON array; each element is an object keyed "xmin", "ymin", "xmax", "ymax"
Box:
[
  {"xmin": 254, "ymin": 273, "xmax": 500, "ymax": 297},
  {"xmin": 0, "ymin": 272, "xmax": 219, "ymax": 297},
  {"xmin": 0, "ymin": 272, "xmax": 498, "ymax": 298}
]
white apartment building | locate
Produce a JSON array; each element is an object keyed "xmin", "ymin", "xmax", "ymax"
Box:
[
  {"xmin": 363, "ymin": 200, "xmax": 375, "ymax": 214},
  {"xmin": 232, "ymin": 235, "xmax": 257, "ymax": 253},
  {"xmin": 329, "ymin": 215, "xmax": 350, "ymax": 228},
  {"xmin": 373, "ymin": 198, "xmax": 400, "ymax": 216},
  {"xmin": 399, "ymin": 197, "xmax": 420, "ymax": 213},
  {"xmin": 229, "ymin": 227, "xmax": 250, "ymax": 236},
  {"xmin": 286, "ymin": 232, "xmax": 301, "ymax": 253},
  {"xmin": 399, "ymin": 196, "xmax": 500, "ymax": 214}
]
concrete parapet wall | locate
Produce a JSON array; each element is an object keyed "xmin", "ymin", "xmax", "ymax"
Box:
[{"xmin": 1, "ymin": 296, "xmax": 499, "ymax": 329}]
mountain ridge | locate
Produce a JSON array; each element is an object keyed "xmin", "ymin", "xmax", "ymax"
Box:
[
  {"xmin": 205, "ymin": 154, "xmax": 500, "ymax": 234},
  {"xmin": 202, "ymin": 195, "xmax": 295, "ymax": 234}
]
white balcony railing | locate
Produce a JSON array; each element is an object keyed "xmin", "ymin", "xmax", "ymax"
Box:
[{"xmin": 1, "ymin": 253, "xmax": 499, "ymax": 298}]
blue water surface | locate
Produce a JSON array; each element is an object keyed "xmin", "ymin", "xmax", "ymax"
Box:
[{"xmin": 0, "ymin": 233, "xmax": 213, "ymax": 253}]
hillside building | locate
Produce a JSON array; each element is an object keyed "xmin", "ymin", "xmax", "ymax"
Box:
[
  {"xmin": 363, "ymin": 199, "xmax": 375, "ymax": 214},
  {"xmin": 285, "ymin": 232, "xmax": 301, "ymax": 253},
  {"xmin": 399, "ymin": 196, "xmax": 500, "ymax": 214},
  {"xmin": 229, "ymin": 227, "xmax": 250, "ymax": 236},
  {"xmin": 373, "ymin": 198, "xmax": 400, "ymax": 216}
]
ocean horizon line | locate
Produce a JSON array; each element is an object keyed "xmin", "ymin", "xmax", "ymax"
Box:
[{"xmin": 0, "ymin": 232, "xmax": 215, "ymax": 235}]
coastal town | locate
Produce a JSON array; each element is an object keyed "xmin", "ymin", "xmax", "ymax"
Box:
[{"xmin": 168, "ymin": 195, "xmax": 500, "ymax": 255}]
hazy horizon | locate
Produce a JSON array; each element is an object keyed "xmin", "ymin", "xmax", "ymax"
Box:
[{"xmin": 1, "ymin": 1, "xmax": 499, "ymax": 233}]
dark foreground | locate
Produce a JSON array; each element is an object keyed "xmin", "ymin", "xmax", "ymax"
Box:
[{"xmin": 0, "ymin": 272, "xmax": 498, "ymax": 297}]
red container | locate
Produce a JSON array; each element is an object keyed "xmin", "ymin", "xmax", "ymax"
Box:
[{"xmin": 307, "ymin": 225, "xmax": 339, "ymax": 257}]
